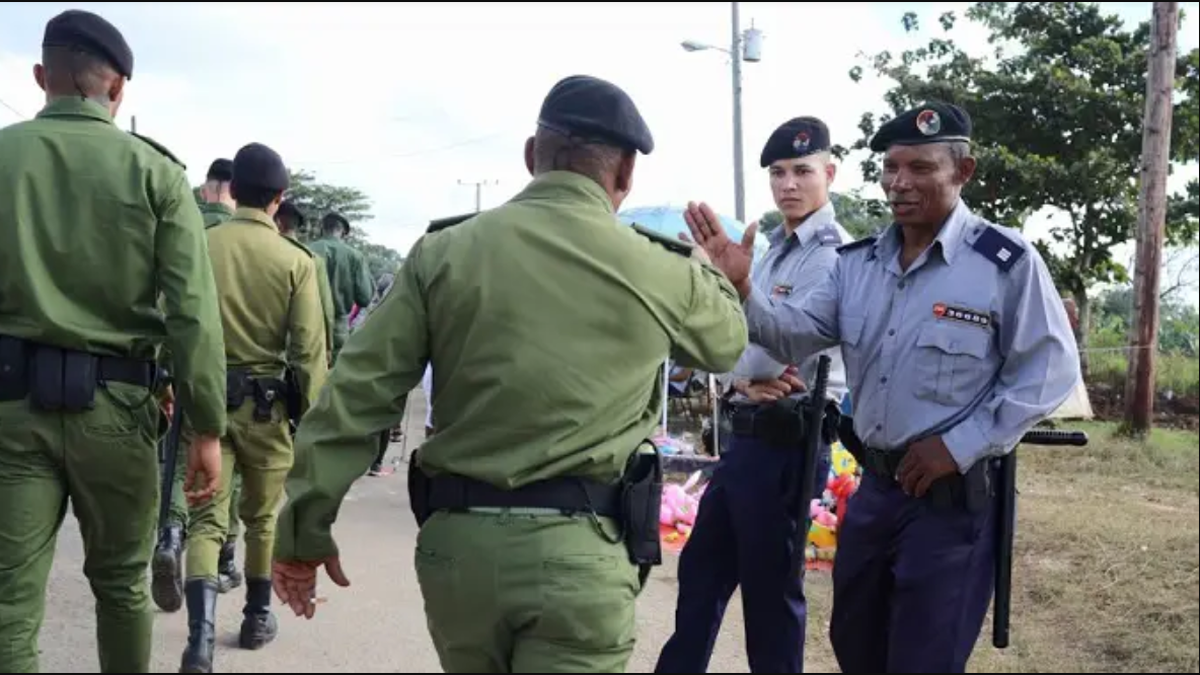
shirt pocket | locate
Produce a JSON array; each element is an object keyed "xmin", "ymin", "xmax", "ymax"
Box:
[{"xmin": 913, "ymin": 322, "xmax": 994, "ymax": 407}]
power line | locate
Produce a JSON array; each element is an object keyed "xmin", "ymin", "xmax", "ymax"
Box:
[{"xmin": 0, "ymin": 96, "xmax": 29, "ymax": 120}]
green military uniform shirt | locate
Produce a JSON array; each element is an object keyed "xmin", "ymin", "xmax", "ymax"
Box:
[
  {"xmin": 200, "ymin": 202, "xmax": 234, "ymax": 229},
  {"xmin": 284, "ymin": 233, "xmax": 337, "ymax": 361},
  {"xmin": 307, "ymin": 235, "xmax": 375, "ymax": 327},
  {"xmin": 0, "ymin": 97, "xmax": 227, "ymax": 436},
  {"xmin": 275, "ymin": 170, "xmax": 749, "ymax": 561},
  {"xmin": 207, "ymin": 208, "xmax": 329, "ymax": 414}
]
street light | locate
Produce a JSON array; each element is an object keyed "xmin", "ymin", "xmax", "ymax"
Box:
[{"xmin": 681, "ymin": 1, "xmax": 763, "ymax": 224}]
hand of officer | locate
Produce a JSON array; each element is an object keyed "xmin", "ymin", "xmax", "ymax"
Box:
[
  {"xmin": 184, "ymin": 434, "xmax": 222, "ymax": 506},
  {"xmin": 897, "ymin": 435, "xmax": 959, "ymax": 498},
  {"xmin": 737, "ymin": 372, "xmax": 805, "ymax": 403},
  {"xmin": 273, "ymin": 557, "xmax": 351, "ymax": 619},
  {"xmin": 681, "ymin": 201, "xmax": 756, "ymax": 298},
  {"xmin": 159, "ymin": 383, "xmax": 175, "ymax": 419}
]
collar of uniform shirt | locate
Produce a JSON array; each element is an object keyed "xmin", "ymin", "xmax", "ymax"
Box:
[
  {"xmin": 512, "ymin": 170, "xmax": 616, "ymax": 214},
  {"xmin": 232, "ymin": 206, "xmax": 280, "ymax": 230},
  {"xmin": 871, "ymin": 198, "xmax": 971, "ymax": 266},
  {"xmin": 35, "ymin": 96, "xmax": 113, "ymax": 125},
  {"xmin": 768, "ymin": 200, "xmax": 836, "ymax": 249}
]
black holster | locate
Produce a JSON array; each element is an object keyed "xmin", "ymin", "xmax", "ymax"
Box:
[
  {"xmin": 226, "ymin": 368, "xmax": 288, "ymax": 422},
  {"xmin": 284, "ymin": 367, "xmax": 302, "ymax": 427},
  {"xmin": 620, "ymin": 445, "xmax": 664, "ymax": 585},
  {"xmin": 407, "ymin": 447, "xmax": 432, "ymax": 527}
]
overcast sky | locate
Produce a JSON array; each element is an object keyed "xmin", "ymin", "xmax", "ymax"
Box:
[{"xmin": 2, "ymin": 1, "xmax": 1197, "ymax": 267}]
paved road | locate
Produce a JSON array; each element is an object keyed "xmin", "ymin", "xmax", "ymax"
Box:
[{"xmin": 39, "ymin": 390, "xmax": 837, "ymax": 673}]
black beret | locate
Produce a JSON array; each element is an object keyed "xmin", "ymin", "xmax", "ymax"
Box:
[
  {"xmin": 760, "ymin": 116, "xmax": 831, "ymax": 167},
  {"xmin": 869, "ymin": 101, "xmax": 972, "ymax": 153},
  {"xmin": 206, "ymin": 158, "xmax": 233, "ymax": 182},
  {"xmin": 537, "ymin": 75, "xmax": 654, "ymax": 155},
  {"xmin": 42, "ymin": 10, "xmax": 134, "ymax": 80},
  {"xmin": 231, "ymin": 143, "xmax": 289, "ymax": 193},
  {"xmin": 277, "ymin": 200, "xmax": 305, "ymax": 224}
]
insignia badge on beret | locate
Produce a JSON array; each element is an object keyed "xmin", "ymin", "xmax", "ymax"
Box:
[
  {"xmin": 916, "ymin": 109, "xmax": 942, "ymax": 136},
  {"xmin": 792, "ymin": 132, "xmax": 811, "ymax": 153},
  {"xmin": 933, "ymin": 302, "xmax": 991, "ymax": 328}
]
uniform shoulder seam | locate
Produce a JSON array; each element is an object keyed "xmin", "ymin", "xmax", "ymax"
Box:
[
  {"xmin": 130, "ymin": 132, "xmax": 186, "ymax": 169},
  {"xmin": 836, "ymin": 234, "xmax": 877, "ymax": 255},
  {"xmin": 281, "ymin": 234, "xmax": 315, "ymax": 258}
]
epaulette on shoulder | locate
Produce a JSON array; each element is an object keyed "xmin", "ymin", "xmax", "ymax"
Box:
[
  {"xmin": 630, "ymin": 223, "xmax": 693, "ymax": 257},
  {"xmin": 130, "ymin": 132, "xmax": 185, "ymax": 169},
  {"xmin": 836, "ymin": 234, "xmax": 877, "ymax": 255},
  {"xmin": 426, "ymin": 213, "xmax": 477, "ymax": 234},
  {"xmin": 816, "ymin": 224, "xmax": 844, "ymax": 247},
  {"xmin": 281, "ymin": 234, "xmax": 315, "ymax": 258},
  {"xmin": 970, "ymin": 224, "xmax": 1026, "ymax": 273}
]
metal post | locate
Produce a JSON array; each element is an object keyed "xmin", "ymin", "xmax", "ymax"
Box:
[{"xmin": 730, "ymin": 1, "xmax": 745, "ymax": 224}]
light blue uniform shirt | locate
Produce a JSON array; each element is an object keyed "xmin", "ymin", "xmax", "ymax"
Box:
[
  {"xmin": 743, "ymin": 199, "xmax": 1081, "ymax": 472},
  {"xmin": 727, "ymin": 200, "xmax": 850, "ymax": 405}
]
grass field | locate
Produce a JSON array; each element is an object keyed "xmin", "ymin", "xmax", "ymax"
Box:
[{"xmin": 778, "ymin": 420, "xmax": 1199, "ymax": 673}]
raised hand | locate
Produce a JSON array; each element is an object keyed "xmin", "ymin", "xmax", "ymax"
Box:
[{"xmin": 680, "ymin": 201, "xmax": 756, "ymax": 298}]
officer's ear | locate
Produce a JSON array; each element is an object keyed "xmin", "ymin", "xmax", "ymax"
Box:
[
  {"xmin": 524, "ymin": 136, "xmax": 535, "ymax": 176},
  {"xmin": 33, "ymin": 63, "xmax": 47, "ymax": 92},
  {"xmin": 614, "ymin": 150, "xmax": 636, "ymax": 196}
]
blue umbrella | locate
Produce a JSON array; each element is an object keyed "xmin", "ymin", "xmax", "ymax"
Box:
[{"xmin": 617, "ymin": 205, "xmax": 770, "ymax": 263}]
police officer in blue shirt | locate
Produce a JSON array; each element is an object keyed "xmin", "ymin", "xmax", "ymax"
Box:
[
  {"xmin": 656, "ymin": 116, "xmax": 850, "ymax": 674},
  {"xmin": 682, "ymin": 101, "xmax": 1081, "ymax": 673}
]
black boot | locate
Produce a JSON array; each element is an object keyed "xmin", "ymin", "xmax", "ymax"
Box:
[
  {"xmin": 217, "ymin": 541, "xmax": 243, "ymax": 593},
  {"xmin": 152, "ymin": 524, "xmax": 185, "ymax": 613},
  {"xmin": 238, "ymin": 578, "xmax": 278, "ymax": 650},
  {"xmin": 179, "ymin": 579, "xmax": 218, "ymax": 673}
]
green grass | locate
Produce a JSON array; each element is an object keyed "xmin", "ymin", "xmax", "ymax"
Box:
[{"xmin": 1087, "ymin": 348, "xmax": 1199, "ymax": 399}]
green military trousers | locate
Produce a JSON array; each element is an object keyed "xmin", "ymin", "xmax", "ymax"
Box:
[
  {"xmin": 185, "ymin": 399, "xmax": 292, "ymax": 582},
  {"xmin": 0, "ymin": 383, "xmax": 162, "ymax": 673},
  {"xmin": 168, "ymin": 438, "xmax": 242, "ymax": 543},
  {"xmin": 415, "ymin": 509, "xmax": 642, "ymax": 673}
]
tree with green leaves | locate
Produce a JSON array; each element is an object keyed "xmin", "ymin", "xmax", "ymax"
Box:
[{"xmin": 847, "ymin": 2, "xmax": 1200, "ymax": 375}]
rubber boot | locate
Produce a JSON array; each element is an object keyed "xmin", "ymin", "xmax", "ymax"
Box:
[
  {"xmin": 238, "ymin": 578, "xmax": 278, "ymax": 650},
  {"xmin": 179, "ymin": 579, "xmax": 218, "ymax": 673},
  {"xmin": 217, "ymin": 541, "xmax": 243, "ymax": 593},
  {"xmin": 152, "ymin": 524, "xmax": 185, "ymax": 613}
]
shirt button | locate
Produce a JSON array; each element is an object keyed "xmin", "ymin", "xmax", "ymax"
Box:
[
  {"xmin": 897, "ymin": 281, "xmax": 906, "ymax": 290},
  {"xmin": 888, "ymin": 329, "xmax": 896, "ymax": 337},
  {"xmin": 881, "ymin": 376, "xmax": 888, "ymax": 384},
  {"xmin": 875, "ymin": 424, "xmax": 883, "ymax": 431}
]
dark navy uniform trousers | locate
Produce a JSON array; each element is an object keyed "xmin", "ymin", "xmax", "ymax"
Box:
[
  {"xmin": 830, "ymin": 470, "xmax": 997, "ymax": 673},
  {"xmin": 656, "ymin": 429, "xmax": 830, "ymax": 673}
]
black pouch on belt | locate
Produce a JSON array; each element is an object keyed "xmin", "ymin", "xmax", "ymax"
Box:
[
  {"xmin": 252, "ymin": 378, "xmax": 285, "ymax": 422},
  {"xmin": 620, "ymin": 443, "xmax": 664, "ymax": 580},
  {"xmin": 226, "ymin": 369, "xmax": 250, "ymax": 410},
  {"xmin": 407, "ymin": 447, "xmax": 432, "ymax": 527},
  {"xmin": 0, "ymin": 336, "xmax": 29, "ymax": 401}
]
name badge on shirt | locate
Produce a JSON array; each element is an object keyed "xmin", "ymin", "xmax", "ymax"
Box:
[
  {"xmin": 772, "ymin": 283, "xmax": 793, "ymax": 298},
  {"xmin": 933, "ymin": 302, "xmax": 992, "ymax": 329}
]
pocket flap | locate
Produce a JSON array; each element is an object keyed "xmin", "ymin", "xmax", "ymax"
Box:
[{"xmin": 916, "ymin": 323, "xmax": 991, "ymax": 359}]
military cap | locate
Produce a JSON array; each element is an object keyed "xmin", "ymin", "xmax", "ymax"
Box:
[
  {"xmin": 537, "ymin": 75, "xmax": 654, "ymax": 155},
  {"xmin": 206, "ymin": 158, "xmax": 234, "ymax": 182},
  {"xmin": 869, "ymin": 101, "xmax": 972, "ymax": 153},
  {"xmin": 322, "ymin": 212, "xmax": 351, "ymax": 235},
  {"xmin": 760, "ymin": 116, "xmax": 831, "ymax": 167},
  {"xmin": 231, "ymin": 142, "xmax": 289, "ymax": 193},
  {"xmin": 277, "ymin": 200, "xmax": 305, "ymax": 225},
  {"xmin": 42, "ymin": 10, "xmax": 134, "ymax": 80}
]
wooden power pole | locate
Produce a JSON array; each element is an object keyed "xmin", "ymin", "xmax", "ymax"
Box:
[
  {"xmin": 457, "ymin": 179, "xmax": 495, "ymax": 213},
  {"xmin": 1124, "ymin": 1, "xmax": 1178, "ymax": 435}
]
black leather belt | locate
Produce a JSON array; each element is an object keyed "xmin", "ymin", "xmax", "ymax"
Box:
[
  {"xmin": 426, "ymin": 473, "xmax": 623, "ymax": 519},
  {"xmin": 858, "ymin": 446, "xmax": 906, "ymax": 479},
  {"xmin": 723, "ymin": 401, "xmax": 805, "ymax": 445}
]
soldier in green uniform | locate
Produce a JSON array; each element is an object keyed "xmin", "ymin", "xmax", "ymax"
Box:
[
  {"xmin": 272, "ymin": 74, "xmax": 749, "ymax": 674},
  {"xmin": 198, "ymin": 158, "xmax": 236, "ymax": 226},
  {"xmin": 0, "ymin": 10, "xmax": 227, "ymax": 673},
  {"xmin": 306, "ymin": 212, "xmax": 375, "ymax": 360},
  {"xmin": 178, "ymin": 142, "xmax": 328, "ymax": 674},
  {"xmin": 154, "ymin": 157, "xmax": 247, "ymax": 613},
  {"xmin": 275, "ymin": 200, "xmax": 337, "ymax": 362}
]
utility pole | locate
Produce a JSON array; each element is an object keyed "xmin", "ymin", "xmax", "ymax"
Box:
[
  {"xmin": 1124, "ymin": 0, "xmax": 1178, "ymax": 436},
  {"xmin": 130, "ymin": 115, "xmax": 137, "ymax": 134},
  {"xmin": 458, "ymin": 179, "xmax": 495, "ymax": 213},
  {"xmin": 730, "ymin": 1, "xmax": 745, "ymax": 224}
]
